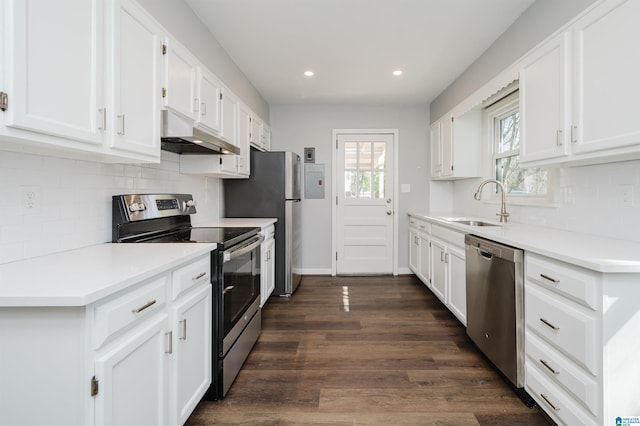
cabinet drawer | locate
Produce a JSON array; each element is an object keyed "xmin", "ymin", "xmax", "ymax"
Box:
[
  {"xmin": 409, "ymin": 216, "xmax": 429, "ymax": 233},
  {"xmin": 172, "ymin": 255, "xmax": 211, "ymax": 300},
  {"xmin": 526, "ymin": 331, "xmax": 598, "ymax": 415},
  {"xmin": 526, "ymin": 363, "xmax": 597, "ymax": 426},
  {"xmin": 526, "ymin": 253, "xmax": 600, "ymax": 310},
  {"xmin": 93, "ymin": 275, "xmax": 168, "ymax": 349},
  {"xmin": 525, "ymin": 285, "xmax": 598, "ymax": 375},
  {"xmin": 431, "ymin": 224, "xmax": 464, "ymax": 247}
]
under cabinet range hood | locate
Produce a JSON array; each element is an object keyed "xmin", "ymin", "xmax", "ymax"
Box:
[{"xmin": 160, "ymin": 110, "xmax": 240, "ymax": 155}]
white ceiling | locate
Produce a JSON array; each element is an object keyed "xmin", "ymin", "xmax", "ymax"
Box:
[{"xmin": 186, "ymin": 0, "xmax": 535, "ymax": 106}]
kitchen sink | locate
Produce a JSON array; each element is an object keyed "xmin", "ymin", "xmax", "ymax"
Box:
[{"xmin": 441, "ymin": 218, "xmax": 501, "ymax": 227}]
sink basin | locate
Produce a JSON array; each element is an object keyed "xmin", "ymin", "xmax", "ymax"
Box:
[{"xmin": 442, "ymin": 218, "xmax": 501, "ymax": 227}]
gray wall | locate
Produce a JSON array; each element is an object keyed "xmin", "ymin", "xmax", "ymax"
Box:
[
  {"xmin": 270, "ymin": 105, "xmax": 430, "ymax": 274},
  {"xmin": 137, "ymin": 0, "xmax": 270, "ymax": 122},
  {"xmin": 430, "ymin": 0, "xmax": 596, "ymax": 122}
]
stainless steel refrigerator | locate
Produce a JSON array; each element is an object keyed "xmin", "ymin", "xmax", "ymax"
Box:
[{"xmin": 224, "ymin": 150, "xmax": 302, "ymax": 296}]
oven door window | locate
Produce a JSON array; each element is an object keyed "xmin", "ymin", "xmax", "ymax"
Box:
[{"xmin": 223, "ymin": 248, "xmax": 260, "ymax": 334}]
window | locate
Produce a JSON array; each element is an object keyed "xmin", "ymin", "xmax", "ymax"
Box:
[
  {"xmin": 344, "ymin": 141, "xmax": 386, "ymax": 199},
  {"xmin": 486, "ymin": 91, "xmax": 550, "ymax": 201}
]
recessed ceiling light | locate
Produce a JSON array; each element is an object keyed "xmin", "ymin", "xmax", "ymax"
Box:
[
  {"xmin": 304, "ymin": 70, "xmax": 314, "ymax": 77},
  {"xmin": 393, "ymin": 70, "xmax": 403, "ymax": 76}
]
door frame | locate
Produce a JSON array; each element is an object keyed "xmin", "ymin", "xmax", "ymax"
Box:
[{"xmin": 331, "ymin": 129, "xmax": 399, "ymax": 276}]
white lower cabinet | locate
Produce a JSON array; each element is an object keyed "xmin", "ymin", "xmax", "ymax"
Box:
[
  {"xmin": 408, "ymin": 216, "xmax": 466, "ymax": 326},
  {"xmin": 523, "ymin": 252, "xmax": 640, "ymax": 425},
  {"xmin": 260, "ymin": 225, "xmax": 276, "ymax": 307},
  {"xmin": 94, "ymin": 312, "xmax": 170, "ymax": 426},
  {"xmin": 0, "ymin": 254, "xmax": 211, "ymax": 426}
]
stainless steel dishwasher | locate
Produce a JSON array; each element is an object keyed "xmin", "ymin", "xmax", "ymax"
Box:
[{"xmin": 465, "ymin": 234, "xmax": 525, "ymax": 390}]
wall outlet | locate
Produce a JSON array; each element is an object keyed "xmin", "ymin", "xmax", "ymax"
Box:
[
  {"xmin": 20, "ymin": 186, "xmax": 40, "ymax": 214},
  {"xmin": 619, "ymin": 184, "xmax": 634, "ymax": 207}
]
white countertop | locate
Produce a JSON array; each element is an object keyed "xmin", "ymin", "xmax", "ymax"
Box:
[
  {"xmin": 0, "ymin": 243, "xmax": 215, "ymax": 307},
  {"xmin": 409, "ymin": 211, "xmax": 640, "ymax": 273}
]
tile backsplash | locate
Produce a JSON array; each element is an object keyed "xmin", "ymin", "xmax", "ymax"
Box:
[
  {"xmin": 451, "ymin": 159, "xmax": 640, "ymax": 243},
  {"xmin": 0, "ymin": 149, "xmax": 221, "ymax": 264}
]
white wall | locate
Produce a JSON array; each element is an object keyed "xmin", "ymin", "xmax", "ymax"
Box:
[
  {"xmin": 452, "ymin": 160, "xmax": 640, "ymax": 243},
  {"xmin": 270, "ymin": 104, "xmax": 430, "ymax": 274},
  {"xmin": 0, "ymin": 150, "xmax": 221, "ymax": 264}
]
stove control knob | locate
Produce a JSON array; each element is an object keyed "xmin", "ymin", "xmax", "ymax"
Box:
[
  {"xmin": 186, "ymin": 199, "xmax": 197, "ymax": 207},
  {"xmin": 129, "ymin": 202, "xmax": 146, "ymax": 212}
]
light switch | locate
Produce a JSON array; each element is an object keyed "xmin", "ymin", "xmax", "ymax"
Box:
[{"xmin": 401, "ymin": 184, "xmax": 411, "ymax": 193}]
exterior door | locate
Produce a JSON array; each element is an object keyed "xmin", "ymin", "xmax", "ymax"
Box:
[{"xmin": 335, "ymin": 132, "xmax": 394, "ymax": 274}]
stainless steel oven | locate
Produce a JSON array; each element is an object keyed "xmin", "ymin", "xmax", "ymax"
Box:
[
  {"xmin": 213, "ymin": 233, "xmax": 263, "ymax": 398},
  {"xmin": 112, "ymin": 193, "xmax": 263, "ymax": 401}
]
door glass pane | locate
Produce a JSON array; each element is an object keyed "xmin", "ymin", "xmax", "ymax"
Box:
[
  {"xmin": 373, "ymin": 171, "xmax": 385, "ymax": 198},
  {"xmin": 358, "ymin": 171, "xmax": 371, "ymax": 197},
  {"xmin": 344, "ymin": 142, "xmax": 358, "ymax": 169},
  {"xmin": 497, "ymin": 112, "xmax": 520, "ymax": 153},
  {"xmin": 358, "ymin": 142, "xmax": 372, "ymax": 170},
  {"xmin": 344, "ymin": 170, "xmax": 357, "ymax": 198},
  {"xmin": 373, "ymin": 143, "xmax": 386, "ymax": 170}
]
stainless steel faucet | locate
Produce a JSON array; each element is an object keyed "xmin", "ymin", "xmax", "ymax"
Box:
[{"xmin": 474, "ymin": 179, "xmax": 510, "ymax": 223}]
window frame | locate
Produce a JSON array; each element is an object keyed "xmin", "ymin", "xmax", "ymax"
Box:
[{"xmin": 484, "ymin": 91, "xmax": 556, "ymax": 206}]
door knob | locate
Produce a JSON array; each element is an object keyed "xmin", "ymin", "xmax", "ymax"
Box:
[
  {"xmin": 386, "ymin": 210, "xmax": 392, "ymax": 215},
  {"xmin": 386, "ymin": 198, "xmax": 392, "ymax": 203}
]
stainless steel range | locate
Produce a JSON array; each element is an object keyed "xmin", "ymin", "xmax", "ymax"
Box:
[{"xmin": 112, "ymin": 193, "xmax": 263, "ymax": 400}]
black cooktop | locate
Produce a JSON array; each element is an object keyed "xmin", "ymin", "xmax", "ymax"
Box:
[{"xmin": 138, "ymin": 227, "xmax": 260, "ymax": 249}]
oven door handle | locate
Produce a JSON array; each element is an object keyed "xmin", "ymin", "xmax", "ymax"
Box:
[{"xmin": 223, "ymin": 234, "xmax": 264, "ymax": 263}]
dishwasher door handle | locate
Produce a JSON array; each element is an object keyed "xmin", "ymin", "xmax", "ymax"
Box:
[{"xmin": 477, "ymin": 248, "xmax": 494, "ymax": 260}]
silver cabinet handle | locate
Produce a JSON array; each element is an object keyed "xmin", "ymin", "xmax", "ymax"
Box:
[
  {"xmin": 201, "ymin": 102, "xmax": 207, "ymax": 116},
  {"xmin": 540, "ymin": 359, "xmax": 559, "ymax": 375},
  {"xmin": 540, "ymin": 317, "xmax": 559, "ymax": 331},
  {"xmin": 556, "ymin": 129, "xmax": 563, "ymax": 146},
  {"xmin": 131, "ymin": 299, "xmax": 156, "ymax": 314},
  {"xmin": 540, "ymin": 274, "xmax": 559, "ymax": 284},
  {"xmin": 165, "ymin": 331, "xmax": 173, "ymax": 354},
  {"xmin": 571, "ymin": 125, "xmax": 578, "ymax": 143},
  {"xmin": 179, "ymin": 319, "xmax": 187, "ymax": 340},
  {"xmin": 192, "ymin": 272, "xmax": 206, "ymax": 281},
  {"xmin": 540, "ymin": 393, "xmax": 559, "ymax": 412},
  {"xmin": 117, "ymin": 114, "xmax": 125, "ymax": 135},
  {"xmin": 98, "ymin": 108, "xmax": 106, "ymax": 130}
]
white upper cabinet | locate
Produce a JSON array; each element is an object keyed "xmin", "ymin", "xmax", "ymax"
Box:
[
  {"xmin": 520, "ymin": 0, "xmax": 640, "ymax": 167},
  {"xmin": 431, "ymin": 108, "xmax": 481, "ymax": 180},
  {"xmin": 219, "ymin": 88, "xmax": 238, "ymax": 147},
  {"xmin": 162, "ymin": 36, "xmax": 198, "ymax": 122},
  {"xmin": 106, "ymin": 0, "xmax": 162, "ymax": 160},
  {"xmin": 519, "ymin": 32, "xmax": 571, "ymax": 163},
  {"xmin": 571, "ymin": 0, "xmax": 640, "ymax": 155},
  {"xmin": 237, "ymin": 102, "xmax": 251, "ymax": 176},
  {"xmin": 3, "ymin": 0, "xmax": 104, "ymax": 145},
  {"xmin": 197, "ymin": 68, "xmax": 222, "ymax": 135}
]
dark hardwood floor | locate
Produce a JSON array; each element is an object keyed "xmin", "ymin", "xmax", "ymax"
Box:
[{"xmin": 186, "ymin": 275, "xmax": 552, "ymax": 425}]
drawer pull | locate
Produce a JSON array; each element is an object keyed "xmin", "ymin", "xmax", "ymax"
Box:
[
  {"xmin": 179, "ymin": 319, "xmax": 187, "ymax": 340},
  {"xmin": 540, "ymin": 359, "xmax": 560, "ymax": 375},
  {"xmin": 223, "ymin": 286, "xmax": 235, "ymax": 294},
  {"xmin": 165, "ymin": 331, "xmax": 173, "ymax": 354},
  {"xmin": 540, "ymin": 393, "xmax": 560, "ymax": 412},
  {"xmin": 192, "ymin": 271, "xmax": 207, "ymax": 281},
  {"xmin": 540, "ymin": 273, "xmax": 560, "ymax": 284},
  {"xmin": 540, "ymin": 317, "xmax": 559, "ymax": 331},
  {"xmin": 131, "ymin": 299, "xmax": 156, "ymax": 314}
]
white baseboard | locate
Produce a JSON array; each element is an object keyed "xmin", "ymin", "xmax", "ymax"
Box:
[{"xmin": 298, "ymin": 268, "xmax": 332, "ymax": 275}]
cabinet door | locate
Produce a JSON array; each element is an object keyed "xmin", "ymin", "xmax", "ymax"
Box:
[
  {"xmin": 447, "ymin": 244, "xmax": 466, "ymax": 326},
  {"xmin": 260, "ymin": 237, "xmax": 275, "ymax": 307},
  {"xmin": 519, "ymin": 32, "xmax": 570, "ymax": 163},
  {"xmin": 571, "ymin": 0, "xmax": 640, "ymax": 154},
  {"xmin": 408, "ymin": 229, "xmax": 419, "ymax": 273},
  {"xmin": 430, "ymin": 121, "xmax": 442, "ymax": 178},
  {"xmin": 262, "ymin": 124, "xmax": 271, "ymax": 151},
  {"xmin": 440, "ymin": 116, "xmax": 454, "ymax": 178},
  {"xmin": 163, "ymin": 37, "xmax": 198, "ymax": 122},
  {"xmin": 219, "ymin": 88, "xmax": 238, "ymax": 146},
  {"xmin": 417, "ymin": 233, "xmax": 430, "ymax": 286},
  {"xmin": 198, "ymin": 69, "xmax": 222, "ymax": 134},
  {"xmin": 237, "ymin": 103, "xmax": 252, "ymax": 176},
  {"xmin": 94, "ymin": 313, "xmax": 169, "ymax": 426},
  {"xmin": 4, "ymin": 0, "xmax": 103, "ymax": 144},
  {"xmin": 250, "ymin": 114, "xmax": 261, "ymax": 147},
  {"xmin": 429, "ymin": 239, "xmax": 447, "ymax": 303},
  {"xmin": 107, "ymin": 0, "xmax": 161, "ymax": 159},
  {"xmin": 171, "ymin": 285, "xmax": 212, "ymax": 426}
]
